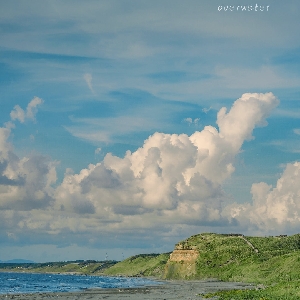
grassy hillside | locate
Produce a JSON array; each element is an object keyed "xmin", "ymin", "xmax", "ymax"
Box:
[
  {"xmin": 2, "ymin": 233, "xmax": 300, "ymax": 298},
  {"xmin": 0, "ymin": 260, "xmax": 118, "ymax": 275},
  {"xmin": 103, "ymin": 253, "xmax": 170, "ymax": 277},
  {"xmin": 0, "ymin": 254, "xmax": 170, "ymax": 278},
  {"xmin": 166, "ymin": 233, "xmax": 300, "ymax": 281},
  {"xmin": 165, "ymin": 233, "xmax": 300, "ymax": 299}
]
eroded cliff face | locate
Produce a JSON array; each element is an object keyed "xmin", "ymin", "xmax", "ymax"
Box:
[
  {"xmin": 169, "ymin": 249, "xmax": 199, "ymax": 262},
  {"xmin": 163, "ymin": 243, "xmax": 199, "ymax": 279}
]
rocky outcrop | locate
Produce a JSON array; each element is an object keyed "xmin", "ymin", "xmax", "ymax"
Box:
[
  {"xmin": 163, "ymin": 244, "xmax": 199, "ymax": 279},
  {"xmin": 169, "ymin": 250, "xmax": 199, "ymax": 262}
]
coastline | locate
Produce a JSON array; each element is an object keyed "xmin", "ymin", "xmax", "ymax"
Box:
[{"xmin": 0, "ymin": 279, "xmax": 254, "ymax": 300}]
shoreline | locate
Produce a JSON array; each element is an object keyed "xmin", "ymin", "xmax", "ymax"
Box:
[{"xmin": 0, "ymin": 279, "xmax": 255, "ymax": 300}]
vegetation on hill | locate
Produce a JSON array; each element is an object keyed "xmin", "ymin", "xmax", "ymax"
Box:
[
  {"xmin": 166, "ymin": 233, "xmax": 300, "ymax": 281},
  {"xmin": 166, "ymin": 233, "xmax": 300, "ymax": 299},
  {"xmin": 0, "ymin": 254, "xmax": 170, "ymax": 277},
  {"xmin": 103, "ymin": 253, "xmax": 170, "ymax": 277},
  {"xmin": 0, "ymin": 260, "xmax": 118, "ymax": 275},
  {"xmin": 2, "ymin": 233, "xmax": 300, "ymax": 298}
]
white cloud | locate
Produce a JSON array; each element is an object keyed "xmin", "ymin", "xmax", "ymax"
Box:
[
  {"xmin": 294, "ymin": 129, "xmax": 300, "ymax": 135},
  {"xmin": 202, "ymin": 107, "xmax": 212, "ymax": 114},
  {"xmin": 65, "ymin": 127, "xmax": 111, "ymax": 144},
  {"xmin": 0, "ymin": 98, "xmax": 56, "ymax": 211},
  {"xmin": 274, "ymin": 109, "xmax": 300, "ymax": 119},
  {"xmin": 225, "ymin": 161, "xmax": 300, "ymax": 234},
  {"xmin": 215, "ymin": 65, "xmax": 300, "ymax": 90},
  {"xmin": 10, "ymin": 97, "xmax": 43, "ymax": 124},
  {"xmin": 267, "ymin": 139, "xmax": 300, "ymax": 154},
  {"xmin": 217, "ymin": 92, "xmax": 279, "ymax": 151},
  {"xmin": 3, "ymin": 92, "xmax": 292, "ymax": 246},
  {"xmin": 65, "ymin": 114, "xmax": 166, "ymax": 144},
  {"xmin": 95, "ymin": 147, "xmax": 101, "ymax": 154},
  {"xmin": 26, "ymin": 97, "xmax": 43, "ymax": 120},
  {"xmin": 183, "ymin": 118, "xmax": 200, "ymax": 126},
  {"xmin": 10, "ymin": 105, "xmax": 25, "ymax": 123},
  {"xmin": 183, "ymin": 117, "xmax": 193, "ymax": 124},
  {"xmin": 84, "ymin": 73, "xmax": 94, "ymax": 94},
  {"xmin": 52, "ymin": 92, "xmax": 279, "ymax": 232}
]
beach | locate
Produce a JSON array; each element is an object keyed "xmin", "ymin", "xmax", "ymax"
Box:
[{"xmin": 0, "ymin": 280, "xmax": 254, "ymax": 300}]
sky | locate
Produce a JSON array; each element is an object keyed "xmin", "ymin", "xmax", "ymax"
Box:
[{"xmin": 0, "ymin": 0, "xmax": 300, "ymax": 263}]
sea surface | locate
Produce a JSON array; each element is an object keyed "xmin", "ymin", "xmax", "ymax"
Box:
[{"xmin": 0, "ymin": 272, "xmax": 160, "ymax": 294}]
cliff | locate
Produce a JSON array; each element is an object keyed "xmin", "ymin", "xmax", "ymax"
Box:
[
  {"xmin": 163, "ymin": 232, "xmax": 300, "ymax": 281},
  {"xmin": 4, "ymin": 233, "xmax": 300, "ymax": 299},
  {"xmin": 163, "ymin": 242, "xmax": 199, "ymax": 279}
]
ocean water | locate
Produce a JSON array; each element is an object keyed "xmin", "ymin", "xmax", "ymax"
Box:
[{"xmin": 0, "ymin": 272, "xmax": 160, "ymax": 294}]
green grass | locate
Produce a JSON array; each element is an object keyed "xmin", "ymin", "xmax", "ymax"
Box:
[
  {"xmin": 103, "ymin": 253, "xmax": 170, "ymax": 277},
  {"xmin": 2, "ymin": 233, "xmax": 300, "ymax": 298},
  {"xmin": 203, "ymin": 281, "xmax": 300, "ymax": 300},
  {"xmin": 170, "ymin": 233, "xmax": 300, "ymax": 299},
  {"xmin": 0, "ymin": 260, "xmax": 117, "ymax": 275},
  {"xmin": 166, "ymin": 233, "xmax": 300, "ymax": 280}
]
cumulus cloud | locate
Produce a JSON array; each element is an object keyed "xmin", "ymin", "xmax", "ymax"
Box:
[
  {"xmin": 183, "ymin": 117, "xmax": 200, "ymax": 126},
  {"xmin": 225, "ymin": 161, "xmax": 300, "ymax": 234},
  {"xmin": 0, "ymin": 98, "xmax": 56, "ymax": 211},
  {"xmin": 53, "ymin": 92, "xmax": 279, "ymax": 231},
  {"xmin": 217, "ymin": 92, "xmax": 279, "ymax": 151},
  {"xmin": 10, "ymin": 97, "xmax": 43, "ymax": 124},
  {"xmin": 5, "ymin": 92, "xmax": 296, "ymax": 245}
]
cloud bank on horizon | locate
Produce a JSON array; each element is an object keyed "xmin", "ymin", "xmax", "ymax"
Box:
[{"xmin": 2, "ymin": 92, "xmax": 300, "ymax": 251}]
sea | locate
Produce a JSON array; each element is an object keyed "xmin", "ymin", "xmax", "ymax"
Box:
[{"xmin": 0, "ymin": 272, "xmax": 160, "ymax": 294}]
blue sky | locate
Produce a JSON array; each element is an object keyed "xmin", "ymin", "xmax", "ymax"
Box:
[{"xmin": 1, "ymin": 0, "xmax": 300, "ymax": 262}]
